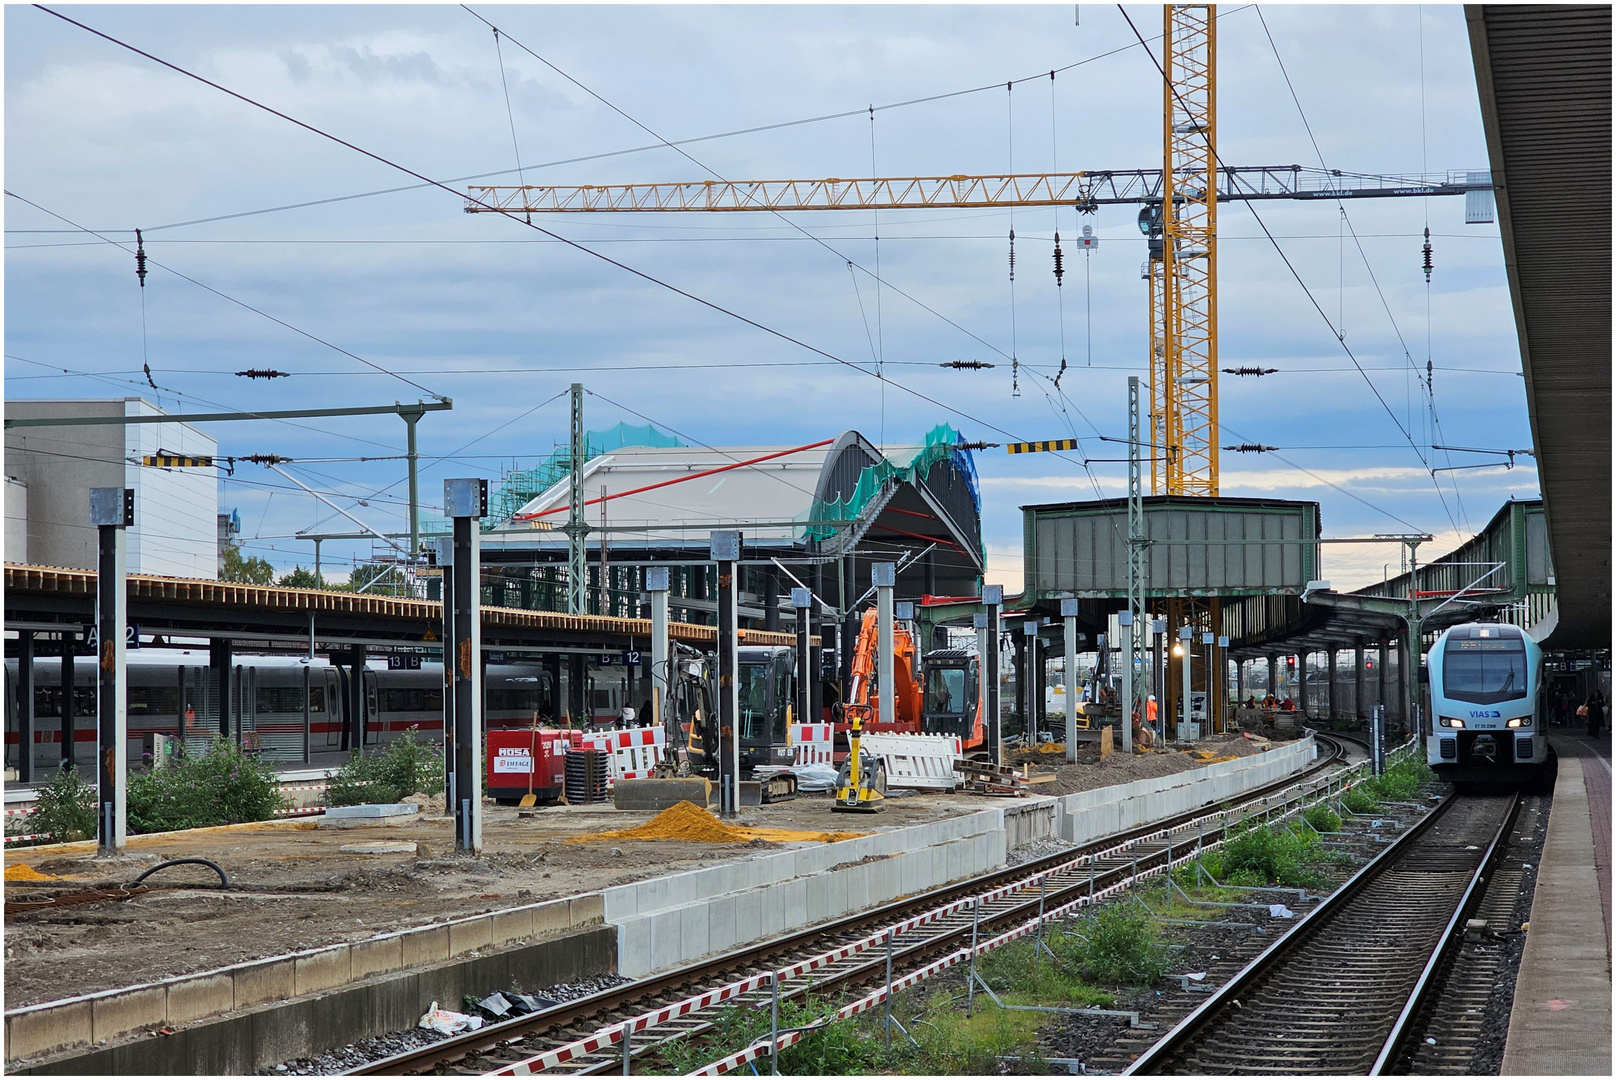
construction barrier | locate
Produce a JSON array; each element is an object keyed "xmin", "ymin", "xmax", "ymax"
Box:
[
  {"xmin": 573, "ymin": 726, "xmax": 667, "ymax": 783},
  {"xmin": 789, "ymin": 723, "xmax": 834, "ymax": 766},
  {"xmin": 858, "ymin": 732, "xmax": 962, "ymax": 791}
]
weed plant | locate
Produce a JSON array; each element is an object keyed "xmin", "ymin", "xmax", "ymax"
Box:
[
  {"xmin": 1341, "ymin": 784, "xmax": 1382, "ymax": 815},
  {"xmin": 1303, "ymin": 804, "xmax": 1343, "ymax": 833},
  {"xmin": 977, "ymin": 939, "xmax": 1116, "ymax": 1007},
  {"xmin": 1219, "ymin": 822, "xmax": 1326, "ymax": 889},
  {"xmin": 657, "ymin": 998, "xmax": 889, "ymax": 1076},
  {"xmin": 1061, "ymin": 904, "xmax": 1169, "ymax": 985},
  {"xmin": 127, "ymin": 739, "xmax": 286, "ymax": 833},
  {"xmin": 1364, "ymin": 758, "xmax": 1434, "ymax": 801},
  {"xmin": 25, "ymin": 762, "xmax": 99, "ymax": 842},
  {"xmin": 325, "ymin": 727, "xmax": 444, "ymax": 806}
]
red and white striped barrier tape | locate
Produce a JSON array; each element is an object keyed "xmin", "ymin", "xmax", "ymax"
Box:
[{"xmin": 4, "ymin": 833, "xmax": 52, "ymax": 845}]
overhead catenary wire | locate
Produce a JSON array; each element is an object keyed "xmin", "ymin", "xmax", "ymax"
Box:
[
  {"xmin": 34, "ymin": 3, "xmax": 1121, "ymax": 498},
  {"xmin": 1253, "ymin": 4, "xmax": 1468, "ymax": 528},
  {"xmin": 57, "ymin": 10, "xmax": 1247, "ymax": 239},
  {"xmin": 3, "ymin": 190, "xmax": 447, "ymax": 403}
]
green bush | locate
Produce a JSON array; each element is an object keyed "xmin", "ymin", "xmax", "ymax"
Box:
[
  {"xmin": 1341, "ymin": 784, "xmax": 1382, "ymax": 815},
  {"xmin": 1062, "ymin": 904, "xmax": 1169, "ymax": 985},
  {"xmin": 1303, "ymin": 804, "xmax": 1343, "ymax": 833},
  {"xmin": 978, "ymin": 939, "xmax": 1116, "ymax": 1007},
  {"xmin": 659, "ymin": 998, "xmax": 889, "ymax": 1076},
  {"xmin": 127, "ymin": 740, "xmax": 286, "ymax": 833},
  {"xmin": 324, "ymin": 727, "xmax": 444, "ymax": 807},
  {"xmin": 1220, "ymin": 823, "xmax": 1325, "ymax": 889},
  {"xmin": 1364, "ymin": 759, "xmax": 1434, "ymax": 802},
  {"xmin": 26, "ymin": 762, "xmax": 99, "ymax": 842}
]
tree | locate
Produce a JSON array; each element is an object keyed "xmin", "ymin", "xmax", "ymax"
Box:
[
  {"xmin": 277, "ymin": 566, "xmax": 323, "ymax": 589},
  {"xmin": 220, "ymin": 543, "xmax": 276, "ymax": 584}
]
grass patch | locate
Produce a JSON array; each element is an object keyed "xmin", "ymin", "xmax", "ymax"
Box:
[
  {"xmin": 324, "ymin": 727, "xmax": 444, "ymax": 807},
  {"xmin": 1219, "ymin": 822, "xmax": 1326, "ymax": 889},
  {"xmin": 127, "ymin": 740, "xmax": 286, "ymax": 833},
  {"xmin": 1303, "ymin": 804, "xmax": 1343, "ymax": 833},
  {"xmin": 1341, "ymin": 784, "xmax": 1382, "ymax": 815},
  {"xmin": 977, "ymin": 939, "xmax": 1116, "ymax": 1007},
  {"xmin": 1057, "ymin": 904, "xmax": 1169, "ymax": 985},
  {"xmin": 1363, "ymin": 758, "xmax": 1434, "ymax": 802},
  {"xmin": 907, "ymin": 997, "xmax": 1045, "ymax": 1074},
  {"xmin": 656, "ymin": 997, "xmax": 891, "ymax": 1076}
]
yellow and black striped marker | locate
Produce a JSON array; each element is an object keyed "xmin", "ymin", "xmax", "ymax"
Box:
[
  {"xmin": 1006, "ymin": 439, "xmax": 1078, "ymax": 454},
  {"xmin": 141, "ymin": 455, "xmax": 214, "ymax": 468}
]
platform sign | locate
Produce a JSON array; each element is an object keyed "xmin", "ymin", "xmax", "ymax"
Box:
[
  {"xmin": 83, "ymin": 623, "xmax": 139, "ymax": 650},
  {"xmin": 388, "ymin": 655, "xmax": 423, "ymax": 670}
]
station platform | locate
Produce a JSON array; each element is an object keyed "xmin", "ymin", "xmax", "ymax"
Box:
[{"xmin": 1501, "ymin": 732, "xmax": 1612, "ymax": 1076}]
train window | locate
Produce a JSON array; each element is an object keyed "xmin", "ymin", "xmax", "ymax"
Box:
[
  {"xmin": 32, "ymin": 687, "xmax": 98, "ymax": 718},
  {"xmin": 130, "ymin": 686, "xmax": 182, "ymax": 717},
  {"xmin": 381, "ymin": 688, "xmax": 445, "ymax": 713},
  {"xmin": 308, "ymin": 685, "xmax": 325, "ymax": 713},
  {"xmin": 256, "ymin": 687, "xmax": 307, "ymax": 714},
  {"xmin": 592, "ymin": 689, "xmax": 612, "ymax": 711},
  {"xmin": 487, "ymin": 689, "xmax": 543, "ymax": 712}
]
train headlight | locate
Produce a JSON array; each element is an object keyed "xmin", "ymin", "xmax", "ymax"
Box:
[
  {"xmin": 1507, "ymin": 716, "xmax": 1532, "ymax": 729},
  {"xmin": 1439, "ymin": 716, "xmax": 1465, "ymax": 728}
]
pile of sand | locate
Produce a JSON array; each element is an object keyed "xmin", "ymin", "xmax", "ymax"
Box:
[
  {"xmin": 4, "ymin": 863, "xmax": 57, "ymax": 882},
  {"xmin": 567, "ymin": 801, "xmax": 867, "ymax": 845}
]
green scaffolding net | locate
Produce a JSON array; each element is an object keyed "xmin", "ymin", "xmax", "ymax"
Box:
[
  {"xmin": 802, "ymin": 424, "xmax": 981, "ymax": 558},
  {"xmin": 491, "ymin": 422, "xmax": 682, "ymax": 523}
]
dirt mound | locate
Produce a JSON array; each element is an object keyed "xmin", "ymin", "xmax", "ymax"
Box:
[{"xmin": 567, "ymin": 801, "xmax": 866, "ymax": 845}]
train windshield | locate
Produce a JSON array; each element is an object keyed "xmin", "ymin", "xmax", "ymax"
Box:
[{"xmin": 1442, "ymin": 637, "xmax": 1529, "ymax": 704}]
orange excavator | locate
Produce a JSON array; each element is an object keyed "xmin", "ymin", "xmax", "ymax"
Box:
[{"xmin": 840, "ymin": 608, "xmax": 923, "ymax": 734}]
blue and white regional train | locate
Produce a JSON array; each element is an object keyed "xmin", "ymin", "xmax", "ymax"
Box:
[{"xmin": 1426, "ymin": 622, "xmax": 1549, "ymax": 785}]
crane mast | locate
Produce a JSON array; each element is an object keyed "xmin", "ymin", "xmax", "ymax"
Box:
[{"xmin": 1161, "ymin": 3, "xmax": 1219, "ymax": 498}]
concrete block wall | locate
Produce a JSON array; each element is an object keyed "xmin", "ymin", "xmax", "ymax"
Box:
[
  {"xmin": 610, "ymin": 811, "xmax": 1007, "ymax": 978},
  {"xmin": 5, "ymin": 894, "xmax": 603, "ymax": 1065}
]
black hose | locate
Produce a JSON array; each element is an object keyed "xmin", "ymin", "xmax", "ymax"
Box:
[{"xmin": 128, "ymin": 858, "xmax": 230, "ymax": 890}]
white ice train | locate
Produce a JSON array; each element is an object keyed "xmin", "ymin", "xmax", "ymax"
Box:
[
  {"xmin": 1425, "ymin": 622, "xmax": 1549, "ymax": 786},
  {"xmin": 3, "ymin": 649, "xmax": 642, "ymax": 771}
]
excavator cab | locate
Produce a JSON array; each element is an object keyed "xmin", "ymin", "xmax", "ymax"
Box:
[{"xmin": 921, "ymin": 647, "xmax": 986, "ymax": 752}]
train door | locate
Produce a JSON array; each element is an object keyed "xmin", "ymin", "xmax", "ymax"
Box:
[
  {"xmin": 363, "ymin": 669, "xmax": 380, "ymax": 745},
  {"xmin": 323, "ymin": 669, "xmax": 342, "ymax": 746},
  {"xmin": 3, "ymin": 660, "xmax": 16, "ymax": 776}
]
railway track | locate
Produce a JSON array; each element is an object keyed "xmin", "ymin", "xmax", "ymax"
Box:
[
  {"xmin": 353, "ymin": 734, "xmax": 1360, "ymax": 1076},
  {"xmin": 1124, "ymin": 788, "xmax": 1521, "ymax": 1076}
]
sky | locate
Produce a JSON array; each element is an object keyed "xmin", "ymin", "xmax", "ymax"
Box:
[{"xmin": 4, "ymin": 3, "xmax": 1541, "ymax": 592}]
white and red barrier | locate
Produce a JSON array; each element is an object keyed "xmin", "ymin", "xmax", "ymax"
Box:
[
  {"xmin": 789, "ymin": 723, "xmax": 834, "ymax": 767},
  {"xmin": 858, "ymin": 732, "xmax": 962, "ymax": 791},
  {"xmin": 571, "ymin": 726, "xmax": 667, "ymax": 783}
]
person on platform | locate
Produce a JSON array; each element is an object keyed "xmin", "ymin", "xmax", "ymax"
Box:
[
  {"xmin": 1587, "ymin": 691, "xmax": 1605, "ymax": 739},
  {"xmin": 1245, "ymin": 695, "xmax": 1258, "ymax": 710},
  {"xmin": 1280, "ymin": 697, "xmax": 1295, "ymax": 712},
  {"xmin": 1146, "ymin": 695, "xmax": 1159, "ymax": 730}
]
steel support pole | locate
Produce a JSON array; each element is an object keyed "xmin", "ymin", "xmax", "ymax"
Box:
[
  {"xmin": 1354, "ymin": 638, "xmax": 1366, "ymax": 721},
  {"xmin": 437, "ymin": 538, "xmax": 456, "ymax": 794},
  {"xmin": 1328, "ymin": 648, "xmax": 1338, "ymax": 722},
  {"xmin": 1179, "ymin": 625, "xmax": 1193, "ymax": 741},
  {"xmin": 713, "ymin": 531, "xmax": 742, "ymax": 817},
  {"xmin": 1202, "ymin": 632, "xmax": 1215, "ymax": 735},
  {"xmin": 792, "ymin": 588, "xmax": 813, "ymax": 731},
  {"xmin": 1062, "ymin": 600, "xmax": 1079, "ymax": 763},
  {"xmin": 984, "ymin": 585, "xmax": 1003, "ymax": 765},
  {"xmin": 1120, "ymin": 613, "xmax": 1135, "ymax": 752},
  {"xmin": 875, "ymin": 564, "xmax": 896, "ymax": 728},
  {"xmin": 1379, "ymin": 639, "xmax": 1390, "ymax": 715},
  {"xmin": 566, "ymin": 384, "xmax": 589, "ymax": 615},
  {"xmin": 16, "ymin": 631, "xmax": 33, "ymax": 782},
  {"xmin": 1298, "ymin": 649, "xmax": 1309, "ymax": 717},
  {"xmin": 1153, "ymin": 620, "xmax": 1166, "ymax": 744},
  {"xmin": 90, "ymin": 487, "xmax": 131, "ymax": 855},
  {"xmin": 1217, "ymin": 636, "xmax": 1229, "ymax": 733},
  {"xmin": 1023, "ymin": 619, "xmax": 1040, "ymax": 743},
  {"xmin": 402, "ymin": 405, "xmax": 424, "ymax": 563},
  {"xmin": 446, "ymin": 479, "xmax": 485, "ymax": 854},
  {"xmin": 647, "ymin": 568, "xmax": 670, "ymax": 738},
  {"xmin": 60, "ymin": 631, "xmax": 76, "ymax": 771}
]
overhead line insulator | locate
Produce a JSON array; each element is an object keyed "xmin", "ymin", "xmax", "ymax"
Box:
[
  {"xmin": 1221, "ymin": 366, "xmax": 1279, "ymax": 377},
  {"xmin": 1222, "ymin": 443, "xmax": 1279, "ymax": 454},
  {"xmin": 236, "ymin": 369, "xmax": 291, "ymax": 379},
  {"xmin": 939, "ymin": 360, "xmax": 996, "ymax": 369}
]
